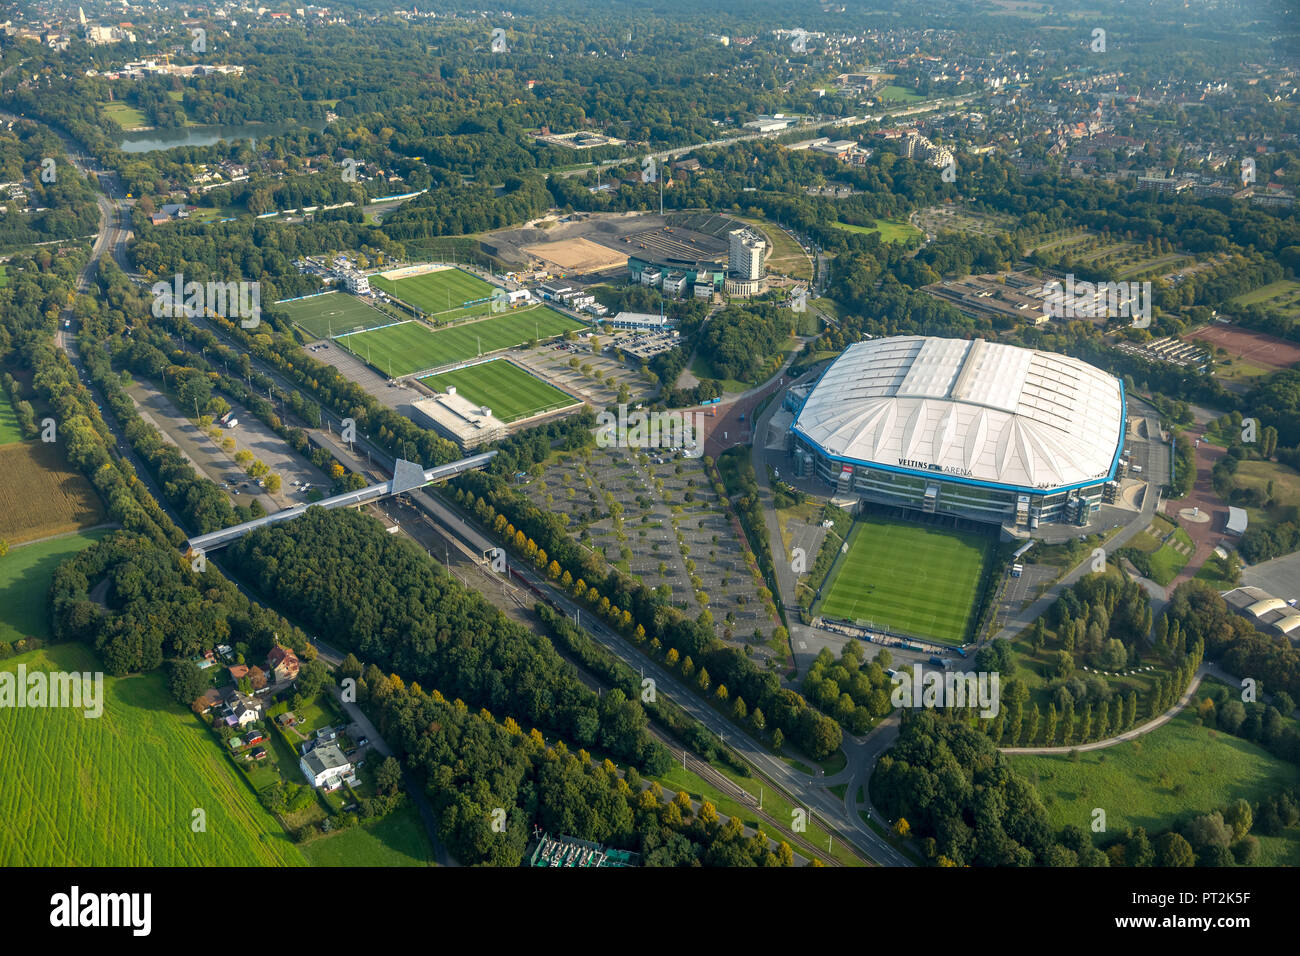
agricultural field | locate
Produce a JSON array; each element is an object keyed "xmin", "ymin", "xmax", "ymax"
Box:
[
  {"xmin": 417, "ymin": 360, "xmax": 578, "ymax": 422},
  {"xmin": 0, "ymin": 643, "xmax": 308, "ymax": 866},
  {"xmin": 274, "ymin": 292, "xmax": 395, "ymax": 340},
  {"xmin": 831, "ymin": 218, "xmax": 923, "ymax": 244},
  {"xmin": 0, "ymin": 394, "xmax": 22, "ymax": 444},
  {"xmin": 1011, "ymin": 708, "xmax": 1300, "ymax": 863},
  {"xmin": 370, "ymin": 267, "xmax": 496, "ymax": 319},
  {"xmin": 815, "ymin": 514, "xmax": 994, "ymax": 645},
  {"xmin": 338, "ymin": 309, "xmax": 585, "ymax": 377},
  {"xmin": 0, "ymin": 529, "xmax": 112, "ymax": 646},
  {"xmin": 0, "ymin": 441, "xmax": 105, "ymax": 545}
]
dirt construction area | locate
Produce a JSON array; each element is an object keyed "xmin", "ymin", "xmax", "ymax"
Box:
[
  {"xmin": 1187, "ymin": 323, "xmax": 1300, "ymax": 371},
  {"xmin": 521, "ymin": 236, "xmax": 628, "ymax": 273}
]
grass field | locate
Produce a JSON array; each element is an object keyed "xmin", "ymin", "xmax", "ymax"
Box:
[
  {"xmin": 0, "ymin": 394, "xmax": 22, "ymax": 445},
  {"xmin": 275, "ymin": 293, "xmax": 394, "ymax": 340},
  {"xmin": 371, "ymin": 267, "xmax": 495, "ymax": 318},
  {"xmin": 817, "ymin": 515, "xmax": 993, "ymax": 644},
  {"xmin": 1229, "ymin": 279, "xmax": 1300, "ymax": 319},
  {"xmin": 0, "ymin": 643, "xmax": 309, "ymax": 866},
  {"xmin": 300, "ymin": 803, "xmax": 435, "ymax": 866},
  {"xmin": 0, "ymin": 442, "xmax": 105, "ymax": 545},
  {"xmin": 418, "ymin": 360, "xmax": 577, "ymax": 422},
  {"xmin": 831, "ymin": 218, "xmax": 923, "ymax": 243},
  {"xmin": 339, "ymin": 309, "xmax": 585, "ymax": 377},
  {"xmin": 0, "ymin": 529, "xmax": 112, "ymax": 646},
  {"xmin": 100, "ymin": 101, "xmax": 149, "ymax": 130},
  {"xmin": 1011, "ymin": 708, "xmax": 1300, "ymax": 863}
]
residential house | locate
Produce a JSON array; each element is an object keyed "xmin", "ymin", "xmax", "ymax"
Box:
[
  {"xmin": 300, "ymin": 741, "xmax": 353, "ymax": 789},
  {"xmin": 267, "ymin": 644, "xmax": 300, "ymax": 683}
]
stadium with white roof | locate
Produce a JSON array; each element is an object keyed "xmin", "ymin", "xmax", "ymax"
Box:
[{"xmin": 787, "ymin": 336, "xmax": 1126, "ymax": 530}]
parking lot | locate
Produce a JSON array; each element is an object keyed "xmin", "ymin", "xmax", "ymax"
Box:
[{"xmin": 520, "ymin": 444, "xmax": 782, "ymax": 660}]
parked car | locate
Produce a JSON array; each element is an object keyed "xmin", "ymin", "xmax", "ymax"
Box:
[{"xmin": 357, "ymin": 736, "xmax": 370, "ymax": 747}]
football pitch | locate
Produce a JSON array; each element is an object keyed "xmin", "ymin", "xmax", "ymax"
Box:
[
  {"xmin": 817, "ymin": 515, "xmax": 993, "ymax": 645},
  {"xmin": 275, "ymin": 293, "xmax": 394, "ymax": 339},
  {"xmin": 337, "ymin": 308, "xmax": 586, "ymax": 377},
  {"xmin": 371, "ymin": 267, "xmax": 496, "ymax": 318},
  {"xmin": 418, "ymin": 360, "xmax": 578, "ymax": 422}
]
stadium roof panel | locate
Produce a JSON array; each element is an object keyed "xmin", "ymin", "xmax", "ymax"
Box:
[{"xmin": 793, "ymin": 336, "xmax": 1124, "ymax": 491}]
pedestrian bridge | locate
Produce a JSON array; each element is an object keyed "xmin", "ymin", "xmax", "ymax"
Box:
[{"xmin": 184, "ymin": 452, "xmax": 495, "ymax": 555}]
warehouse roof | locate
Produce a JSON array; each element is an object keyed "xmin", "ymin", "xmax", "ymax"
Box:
[{"xmin": 792, "ymin": 336, "xmax": 1124, "ymax": 491}]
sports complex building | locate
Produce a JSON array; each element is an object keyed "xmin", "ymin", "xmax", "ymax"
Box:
[{"xmin": 787, "ymin": 336, "xmax": 1126, "ymax": 533}]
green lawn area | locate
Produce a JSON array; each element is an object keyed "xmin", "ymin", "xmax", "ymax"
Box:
[
  {"xmin": 274, "ymin": 292, "xmax": 394, "ymax": 339},
  {"xmin": 831, "ymin": 218, "xmax": 923, "ymax": 243},
  {"xmin": 418, "ymin": 360, "xmax": 578, "ymax": 422},
  {"xmin": 339, "ymin": 308, "xmax": 584, "ymax": 377},
  {"xmin": 300, "ymin": 802, "xmax": 435, "ymax": 866},
  {"xmin": 0, "ymin": 393, "xmax": 23, "ymax": 445},
  {"xmin": 0, "ymin": 643, "xmax": 308, "ymax": 865},
  {"xmin": 100, "ymin": 100, "xmax": 149, "ymax": 130},
  {"xmin": 0, "ymin": 529, "xmax": 112, "ymax": 645},
  {"xmin": 0, "ymin": 263, "xmax": 8, "ymax": 287},
  {"xmin": 1010, "ymin": 709, "xmax": 1300, "ymax": 861},
  {"xmin": 879, "ymin": 84, "xmax": 925, "ymax": 102},
  {"xmin": 370, "ymin": 267, "xmax": 496, "ymax": 317},
  {"xmin": 1229, "ymin": 279, "xmax": 1300, "ymax": 318},
  {"xmin": 1147, "ymin": 527, "xmax": 1194, "ymax": 586},
  {"xmin": 816, "ymin": 515, "xmax": 993, "ymax": 645}
]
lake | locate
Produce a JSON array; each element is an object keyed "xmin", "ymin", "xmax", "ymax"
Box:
[{"xmin": 117, "ymin": 118, "xmax": 327, "ymax": 154}]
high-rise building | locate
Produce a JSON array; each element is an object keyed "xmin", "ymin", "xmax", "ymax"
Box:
[{"xmin": 728, "ymin": 229, "xmax": 766, "ymax": 280}]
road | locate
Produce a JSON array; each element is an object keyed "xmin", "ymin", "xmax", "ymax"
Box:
[{"xmin": 28, "ymin": 109, "xmax": 914, "ymax": 866}]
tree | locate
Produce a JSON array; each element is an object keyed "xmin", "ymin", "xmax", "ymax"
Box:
[
  {"xmin": 772, "ymin": 727, "xmax": 784, "ymax": 751},
  {"xmin": 167, "ymin": 659, "xmax": 207, "ymax": 708},
  {"xmin": 1155, "ymin": 832, "xmax": 1195, "ymax": 867},
  {"xmin": 376, "ymin": 756, "xmax": 403, "ymax": 795},
  {"xmin": 894, "ymin": 817, "xmax": 911, "ymax": 838}
]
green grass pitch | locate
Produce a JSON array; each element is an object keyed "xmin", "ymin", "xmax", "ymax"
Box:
[
  {"xmin": 418, "ymin": 360, "xmax": 578, "ymax": 422},
  {"xmin": 338, "ymin": 308, "xmax": 585, "ymax": 377},
  {"xmin": 371, "ymin": 268, "xmax": 496, "ymax": 319},
  {"xmin": 817, "ymin": 515, "xmax": 993, "ymax": 645},
  {"xmin": 274, "ymin": 293, "xmax": 393, "ymax": 339}
]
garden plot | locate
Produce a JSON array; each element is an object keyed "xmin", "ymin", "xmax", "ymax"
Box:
[{"xmin": 524, "ymin": 445, "xmax": 777, "ymax": 660}]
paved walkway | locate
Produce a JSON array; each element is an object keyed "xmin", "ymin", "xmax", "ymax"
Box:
[{"xmin": 1001, "ymin": 664, "xmax": 1206, "ymax": 755}]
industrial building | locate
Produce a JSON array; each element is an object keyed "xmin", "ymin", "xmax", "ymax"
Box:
[
  {"xmin": 411, "ymin": 389, "xmax": 509, "ymax": 450},
  {"xmin": 787, "ymin": 336, "xmax": 1126, "ymax": 532},
  {"xmin": 1222, "ymin": 587, "xmax": 1300, "ymax": 641}
]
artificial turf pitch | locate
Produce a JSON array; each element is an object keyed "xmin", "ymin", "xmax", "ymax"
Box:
[
  {"xmin": 817, "ymin": 515, "xmax": 992, "ymax": 645},
  {"xmin": 336, "ymin": 309, "xmax": 585, "ymax": 377},
  {"xmin": 418, "ymin": 360, "xmax": 577, "ymax": 422},
  {"xmin": 275, "ymin": 293, "xmax": 394, "ymax": 339},
  {"xmin": 371, "ymin": 268, "xmax": 495, "ymax": 317}
]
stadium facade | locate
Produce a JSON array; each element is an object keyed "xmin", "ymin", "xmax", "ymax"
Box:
[{"xmin": 788, "ymin": 336, "xmax": 1125, "ymax": 531}]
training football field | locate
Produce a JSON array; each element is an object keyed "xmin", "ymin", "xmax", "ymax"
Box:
[
  {"xmin": 418, "ymin": 360, "xmax": 577, "ymax": 422},
  {"xmin": 817, "ymin": 515, "xmax": 993, "ymax": 645},
  {"xmin": 275, "ymin": 293, "xmax": 394, "ymax": 339},
  {"xmin": 337, "ymin": 308, "xmax": 586, "ymax": 377},
  {"xmin": 371, "ymin": 267, "xmax": 496, "ymax": 318}
]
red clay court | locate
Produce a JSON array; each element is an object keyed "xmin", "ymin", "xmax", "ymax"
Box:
[{"xmin": 1187, "ymin": 324, "xmax": 1300, "ymax": 371}]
